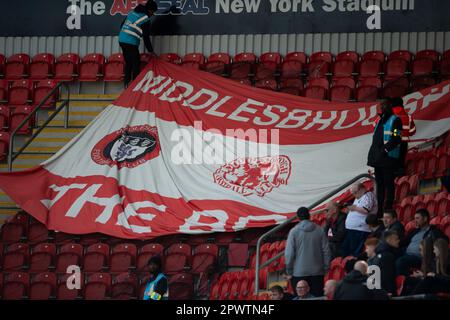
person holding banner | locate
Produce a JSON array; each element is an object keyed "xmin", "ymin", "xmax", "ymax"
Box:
[
  {"xmin": 143, "ymin": 256, "xmax": 168, "ymax": 300},
  {"xmin": 119, "ymin": 1, "xmax": 158, "ymax": 87}
]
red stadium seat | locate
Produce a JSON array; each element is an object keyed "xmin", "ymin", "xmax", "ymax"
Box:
[
  {"xmin": 181, "ymin": 53, "xmax": 205, "ymax": 70},
  {"xmin": 423, "ymin": 154, "xmax": 439, "ymax": 179},
  {"xmin": 55, "ymin": 243, "xmax": 83, "ymax": 273},
  {"xmin": 280, "ymin": 60, "xmax": 303, "ymax": 79},
  {"xmin": 191, "ymin": 244, "xmax": 218, "ymax": 274},
  {"xmin": 30, "ymin": 243, "xmax": 56, "ymax": 272},
  {"xmin": 0, "ymin": 213, "xmax": 28, "ymax": 243},
  {"xmin": 309, "ymin": 77, "xmax": 329, "ymax": 90},
  {"xmin": 5, "ymin": 54, "xmax": 30, "ymax": 79},
  {"xmin": 104, "ymin": 53, "xmax": 124, "ymax": 82},
  {"xmin": 285, "ymin": 52, "xmax": 307, "ymax": 64},
  {"xmin": 332, "ymin": 60, "xmax": 355, "ymax": 77},
  {"xmin": 140, "ymin": 53, "xmax": 153, "ymax": 70},
  {"xmin": 443, "ymin": 50, "xmax": 450, "ymax": 60},
  {"xmin": 28, "ymin": 218, "xmax": 49, "ymax": 244},
  {"xmin": 0, "ymin": 105, "xmax": 10, "ymax": 130},
  {"xmin": 54, "ymin": 53, "xmax": 80, "ymax": 81},
  {"xmin": 332, "ymin": 77, "xmax": 356, "ymax": 89},
  {"xmin": 84, "ymin": 243, "xmax": 110, "ymax": 273},
  {"xmin": 79, "ymin": 53, "xmax": 105, "ymax": 81},
  {"xmin": 362, "ymin": 51, "xmax": 385, "ymax": 63},
  {"xmin": 3, "ymin": 243, "xmax": 29, "ymax": 271},
  {"xmin": 411, "ymin": 76, "xmax": 436, "ymax": 92},
  {"xmin": 358, "ymin": 59, "xmax": 382, "ymax": 77},
  {"xmin": 33, "ymin": 79, "xmax": 58, "ymax": 108},
  {"xmin": 2, "ymin": 272, "xmax": 29, "ymax": 300},
  {"xmin": 110, "ymin": 243, "xmax": 137, "ymax": 273},
  {"xmin": 279, "ymin": 78, "xmax": 303, "ymax": 95},
  {"xmin": 388, "ymin": 50, "xmax": 413, "ymax": 63},
  {"xmin": 0, "ymin": 131, "xmax": 9, "ymax": 160},
  {"xmin": 209, "ymin": 281, "xmax": 221, "ymax": 300},
  {"xmin": 137, "ymin": 243, "xmax": 164, "ymax": 272},
  {"xmin": 232, "ymin": 78, "xmax": 252, "ymax": 86},
  {"xmin": 164, "ymin": 243, "xmax": 192, "ymax": 274},
  {"xmin": 56, "ymin": 273, "xmax": 83, "ymax": 300},
  {"xmin": 228, "ymin": 272, "xmax": 243, "ymax": 300},
  {"xmin": 111, "ymin": 273, "xmax": 137, "ymax": 300},
  {"xmin": 435, "ymin": 192, "xmax": 449, "ymax": 217},
  {"xmin": 436, "ymin": 153, "xmax": 448, "ymax": 177},
  {"xmin": 8, "ymin": 79, "xmax": 32, "ymax": 105},
  {"xmin": 30, "ymin": 272, "xmax": 56, "ymax": 300},
  {"xmin": 359, "ymin": 76, "xmax": 383, "ymax": 88},
  {"xmin": 307, "ymin": 60, "xmax": 330, "ymax": 78},
  {"xmin": 405, "ymin": 221, "xmax": 417, "ymax": 235},
  {"xmin": 84, "ymin": 273, "xmax": 111, "ymax": 300},
  {"xmin": 415, "ymin": 50, "xmax": 440, "ymax": 62},
  {"xmin": 440, "ymin": 58, "xmax": 450, "ymax": 79},
  {"xmin": 355, "ymin": 86, "xmax": 378, "ymax": 102},
  {"xmin": 169, "ymin": 273, "xmax": 194, "ymax": 300},
  {"xmin": 310, "ymin": 51, "xmax": 333, "ymax": 63},
  {"xmin": 0, "ymin": 79, "xmax": 8, "ymax": 103},
  {"xmin": 329, "ymin": 85, "xmax": 352, "ymax": 102},
  {"xmin": 204, "ymin": 53, "xmax": 231, "ymax": 75},
  {"xmin": 396, "ymin": 275, "xmax": 405, "ymax": 296},
  {"xmin": 255, "ymin": 52, "xmax": 281, "ymax": 80},
  {"xmin": 430, "ymin": 215, "xmax": 442, "ymax": 227},
  {"xmin": 382, "ymin": 84, "xmax": 408, "ymax": 99},
  {"xmin": 336, "ymin": 51, "xmax": 359, "ymax": 63},
  {"xmin": 254, "ymin": 78, "xmax": 277, "ymax": 91},
  {"xmin": 385, "ymin": 58, "xmax": 408, "ymax": 79},
  {"xmin": 441, "ymin": 216, "xmax": 450, "ymax": 238},
  {"xmin": 160, "ymin": 53, "xmax": 182, "ymax": 64},
  {"xmin": 10, "ymin": 105, "xmax": 34, "ymax": 135},
  {"xmin": 304, "ymin": 86, "xmax": 327, "ymax": 100},
  {"xmin": 411, "ymin": 58, "xmax": 434, "ymax": 77},
  {"xmin": 29, "ymin": 53, "xmax": 55, "ymax": 79},
  {"xmin": 230, "ymin": 52, "xmax": 257, "ymax": 79}
]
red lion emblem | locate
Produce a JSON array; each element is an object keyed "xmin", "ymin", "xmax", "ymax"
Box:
[{"xmin": 213, "ymin": 156, "xmax": 292, "ymax": 197}]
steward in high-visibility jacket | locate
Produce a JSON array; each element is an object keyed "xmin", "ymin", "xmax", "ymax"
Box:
[{"xmin": 143, "ymin": 256, "xmax": 168, "ymax": 301}]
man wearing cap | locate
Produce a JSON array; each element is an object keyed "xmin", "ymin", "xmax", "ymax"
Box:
[
  {"xmin": 284, "ymin": 207, "xmax": 331, "ymax": 297},
  {"xmin": 143, "ymin": 256, "xmax": 168, "ymax": 300}
]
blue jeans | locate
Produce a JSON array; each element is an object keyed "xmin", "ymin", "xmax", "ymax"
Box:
[
  {"xmin": 341, "ymin": 229, "xmax": 370, "ymax": 257},
  {"xmin": 395, "ymin": 254, "xmax": 422, "ymax": 276}
]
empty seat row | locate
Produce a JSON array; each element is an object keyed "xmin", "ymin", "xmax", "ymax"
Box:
[
  {"xmin": 0, "ymin": 79, "xmax": 58, "ymax": 106},
  {"xmin": 0, "ymin": 241, "xmax": 219, "ymax": 275},
  {"xmin": 396, "ymin": 192, "xmax": 449, "ymax": 223},
  {"xmin": 0, "ymin": 271, "xmax": 194, "ymax": 300}
]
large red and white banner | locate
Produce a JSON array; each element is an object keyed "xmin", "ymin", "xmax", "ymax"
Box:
[{"xmin": 0, "ymin": 59, "xmax": 449, "ymax": 239}]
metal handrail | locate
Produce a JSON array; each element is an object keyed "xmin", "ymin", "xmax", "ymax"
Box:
[
  {"xmin": 254, "ymin": 173, "xmax": 376, "ymax": 294},
  {"xmin": 8, "ymin": 82, "xmax": 71, "ymax": 172}
]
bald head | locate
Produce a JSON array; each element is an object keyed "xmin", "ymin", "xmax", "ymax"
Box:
[
  {"xmin": 324, "ymin": 279, "xmax": 337, "ymax": 298},
  {"xmin": 354, "ymin": 261, "xmax": 368, "ymax": 275},
  {"xmin": 350, "ymin": 183, "xmax": 365, "ymax": 199}
]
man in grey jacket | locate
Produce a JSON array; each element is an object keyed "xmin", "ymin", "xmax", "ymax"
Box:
[{"xmin": 285, "ymin": 207, "xmax": 331, "ymax": 297}]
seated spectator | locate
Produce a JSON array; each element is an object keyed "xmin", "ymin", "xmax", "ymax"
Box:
[
  {"xmin": 369, "ymin": 231, "xmax": 401, "ymax": 296},
  {"xmin": 324, "ymin": 279, "xmax": 338, "ymax": 300},
  {"xmin": 364, "ymin": 238, "xmax": 380, "ymax": 265},
  {"xmin": 382, "ymin": 209, "xmax": 405, "ymax": 242},
  {"xmin": 333, "ymin": 261, "xmax": 389, "ymax": 300},
  {"xmin": 341, "ymin": 183, "xmax": 378, "ymax": 257},
  {"xmin": 323, "ymin": 201, "xmax": 347, "ymax": 259},
  {"xmin": 366, "ymin": 214, "xmax": 385, "ymax": 239},
  {"xmin": 292, "ymin": 280, "xmax": 316, "ymax": 300},
  {"xmin": 396, "ymin": 209, "xmax": 448, "ymax": 276},
  {"xmin": 269, "ymin": 285, "xmax": 294, "ymax": 300}
]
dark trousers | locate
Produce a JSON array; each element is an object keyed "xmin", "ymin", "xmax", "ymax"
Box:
[
  {"xmin": 291, "ymin": 275, "xmax": 324, "ymax": 297},
  {"xmin": 395, "ymin": 254, "xmax": 422, "ymax": 276},
  {"xmin": 341, "ymin": 229, "xmax": 370, "ymax": 257},
  {"xmin": 120, "ymin": 42, "xmax": 141, "ymax": 87},
  {"xmin": 374, "ymin": 166, "xmax": 396, "ymax": 218}
]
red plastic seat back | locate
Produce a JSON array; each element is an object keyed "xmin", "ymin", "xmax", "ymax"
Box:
[
  {"xmin": 385, "ymin": 58, "xmax": 408, "ymax": 78},
  {"xmin": 56, "ymin": 243, "xmax": 83, "ymax": 273},
  {"xmin": 84, "ymin": 273, "xmax": 111, "ymax": 300},
  {"xmin": 336, "ymin": 51, "xmax": 359, "ymax": 63},
  {"xmin": 5, "ymin": 54, "xmax": 30, "ymax": 79},
  {"xmin": 160, "ymin": 53, "xmax": 182, "ymax": 64},
  {"xmin": 169, "ymin": 273, "xmax": 194, "ymax": 300},
  {"xmin": 137, "ymin": 243, "xmax": 164, "ymax": 271},
  {"xmin": 8, "ymin": 79, "xmax": 32, "ymax": 105},
  {"xmin": 307, "ymin": 60, "xmax": 330, "ymax": 78},
  {"xmin": 33, "ymin": 79, "xmax": 58, "ymax": 107},
  {"xmin": 388, "ymin": 50, "xmax": 413, "ymax": 63},
  {"xmin": 30, "ymin": 53, "xmax": 55, "ymax": 79},
  {"xmin": 285, "ymin": 52, "xmax": 307, "ymax": 64},
  {"xmin": 359, "ymin": 59, "xmax": 382, "ymax": 77},
  {"xmin": 104, "ymin": 53, "xmax": 124, "ymax": 81},
  {"xmin": 10, "ymin": 105, "xmax": 34, "ymax": 135},
  {"xmin": 111, "ymin": 273, "xmax": 137, "ymax": 300},
  {"xmin": 3, "ymin": 243, "xmax": 29, "ymax": 271},
  {"xmin": 79, "ymin": 53, "xmax": 105, "ymax": 81},
  {"xmin": 415, "ymin": 50, "xmax": 440, "ymax": 62},
  {"xmin": 84, "ymin": 243, "xmax": 110, "ymax": 273},
  {"xmin": 330, "ymin": 85, "xmax": 352, "ymax": 102},
  {"xmin": 55, "ymin": 53, "xmax": 80, "ymax": 81},
  {"xmin": 0, "ymin": 105, "xmax": 10, "ymax": 130},
  {"xmin": 362, "ymin": 51, "xmax": 385, "ymax": 63},
  {"xmin": 30, "ymin": 272, "xmax": 56, "ymax": 300},
  {"xmin": 332, "ymin": 60, "xmax": 355, "ymax": 77},
  {"xmin": 3, "ymin": 272, "xmax": 29, "ymax": 300},
  {"xmin": 110, "ymin": 243, "xmax": 137, "ymax": 273},
  {"xmin": 310, "ymin": 51, "xmax": 333, "ymax": 63},
  {"xmin": 30, "ymin": 243, "xmax": 56, "ymax": 272},
  {"xmin": 411, "ymin": 58, "xmax": 434, "ymax": 77}
]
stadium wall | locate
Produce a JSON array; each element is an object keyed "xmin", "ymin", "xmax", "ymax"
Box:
[{"xmin": 1, "ymin": 32, "xmax": 449, "ymax": 58}]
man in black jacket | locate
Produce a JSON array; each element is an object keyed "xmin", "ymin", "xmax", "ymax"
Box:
[
  {"xmin": 369, "ymin": 230, "xmax": 401, "ymax": 296},
  {"xmin": 396, "ymin": 209, "xmax": 449, "ymax": 276},
  {"xmin": 382, "ymin": 209, "xmax": 405, "ymax": 242},
  {"xmin": 323, "ymin": 201, "xmax": 347, "ymax": 259},
  {"xmin": 333, "ymin": 261, "xmax": 389, "ymax": 300},
  {"xmin": 367, "ymin": 100, "xmax": 403, "ymax": 217}
]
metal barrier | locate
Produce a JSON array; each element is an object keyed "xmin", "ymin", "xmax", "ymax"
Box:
[
  {"xmin": 7, "ymin": 82, "xmax": 71, "ymax": 172},
  {"xmin": 254, "ymin": 173, "xmax": 376, "ymax": 295}
]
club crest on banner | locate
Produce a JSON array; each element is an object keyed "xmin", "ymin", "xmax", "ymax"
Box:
[
  {"xmin": 213, "ymin": 156, "xmax": 292, "ymax": 197},
  {"xmin": 91, "ymin": 124, "xmax": 160, "ymax": 169}
]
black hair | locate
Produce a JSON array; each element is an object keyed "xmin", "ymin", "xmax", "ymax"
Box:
[
  {"xmin": 146, "ymin": 0, "xmax": 158, "ymax": 12},
  {"xmin": 383, "ymin": 209, "xmax": 397, "ymax": 219},
  {"xmin": 147, "ymin": 255, "xmax": 162, "ymax": 268},
  {"xmin": 270, "ymin": 285, "xmax": 284, "ymax": 295},
  {"xmin": 344, "ymin": 258, "xmax": 357, "ymax": 274},
  {"xmin": 415, "ymin": 208, "xmax": 430, "ymax": 220},
  {"xmin": 390, "ymin": 97, "xmax": 404, "ymax": 107},
  {"xmin": 384, "ymin": 230, "xmax": 399, "ymax": 240},
  {"xmin": 365, "ymin": 214, "xmax": 381, "ymax": 227},
  {"xmin": 297, "ymin": 207, "xmax": 310, "ymax": 220}
]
